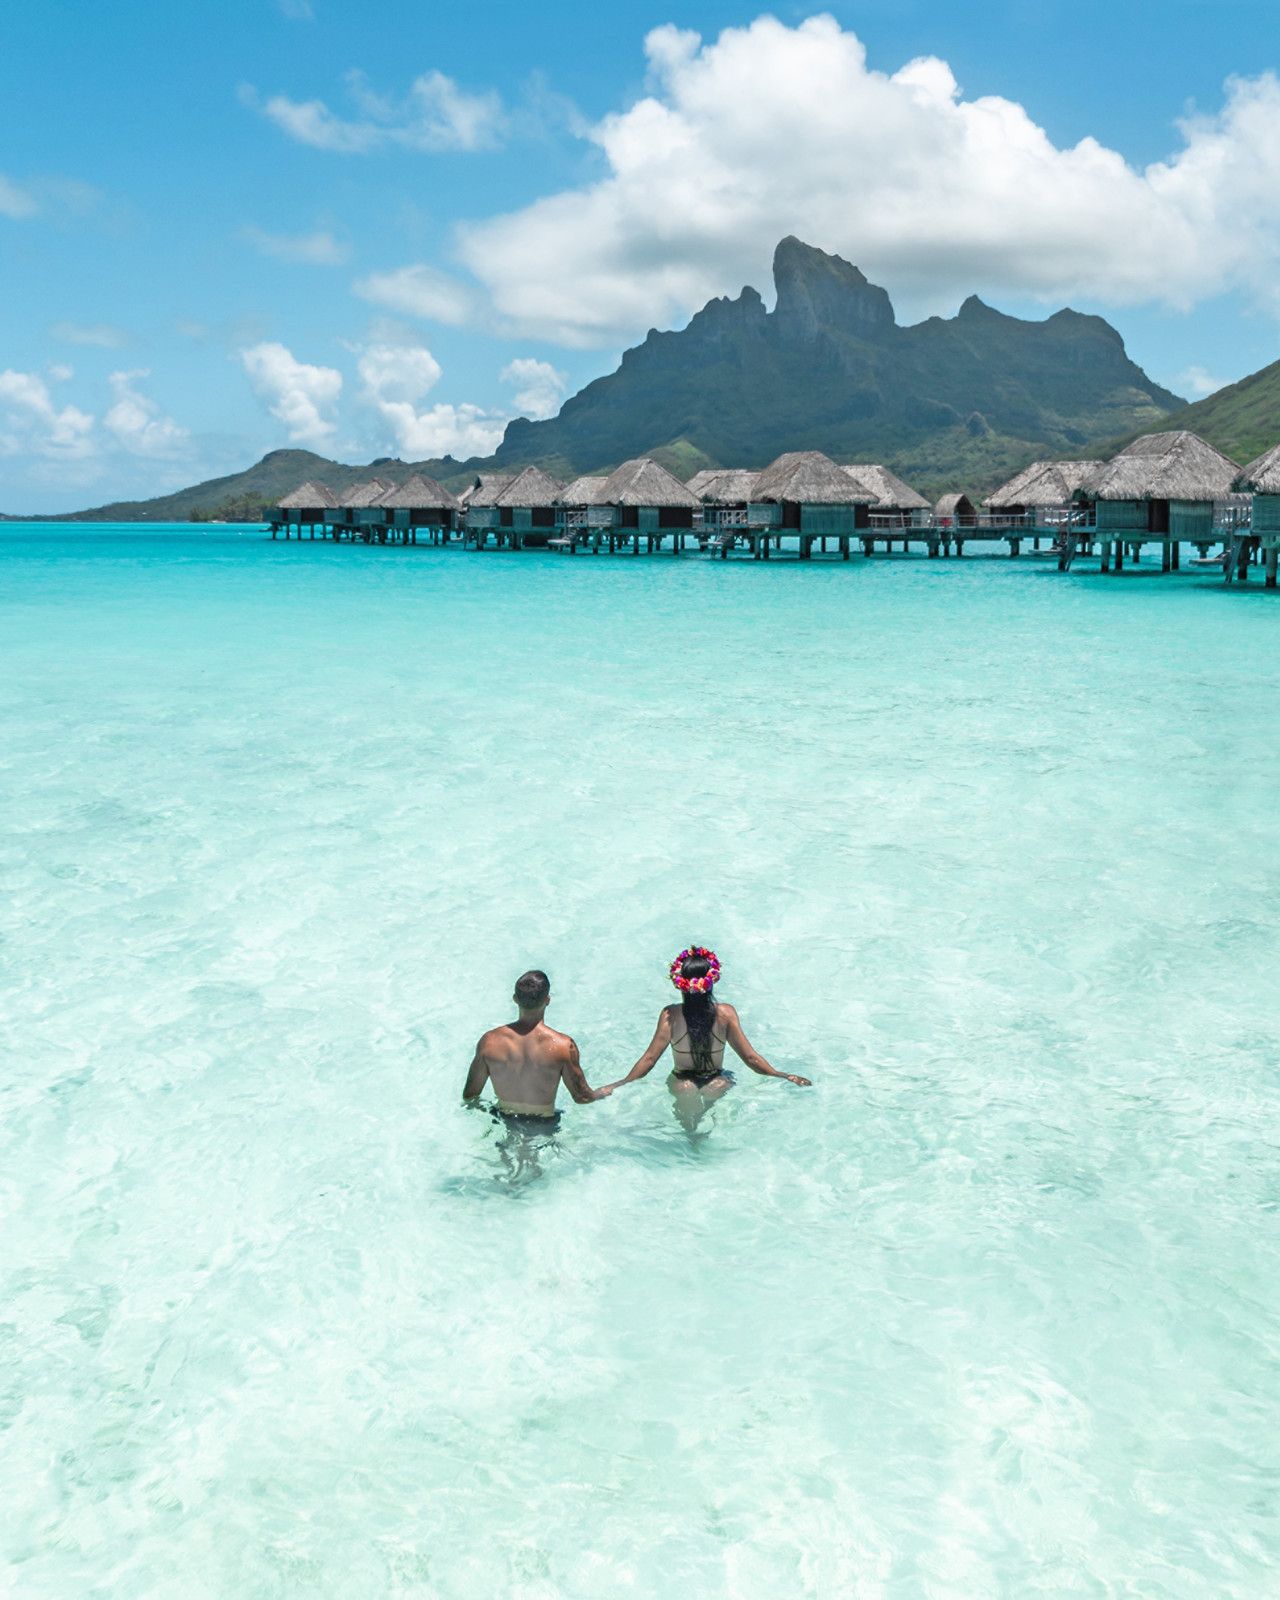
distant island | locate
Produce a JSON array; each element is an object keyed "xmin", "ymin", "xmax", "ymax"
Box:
[{"xmin": 11, "ymin": 238, "xmax": 1279, "ymax": 522}]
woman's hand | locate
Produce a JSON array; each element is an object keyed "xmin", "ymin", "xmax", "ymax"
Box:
[{"xmin": 785, "ymin": 1073, "xmax": 812, "ymax": 1087}]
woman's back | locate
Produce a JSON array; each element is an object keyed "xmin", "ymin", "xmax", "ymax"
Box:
[{"xmin": 668, "ymin": 1000, "xmax": 727, "ymax": 1073}]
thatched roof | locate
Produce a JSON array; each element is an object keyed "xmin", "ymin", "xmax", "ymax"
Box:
[
  {"xmin": 1089, "ymin": 431, "xmax": 1238, "ymax": 502},
  {"xmin": 842, "ymin": 464, "xmax": 929, "ymax": 511},
  {"xmin": 337, "ymin": 478, "xmax": 394, "ymax": 509},
  {"xmin": 558, "ymin": 475, "xmax": 610, "ymax": 506},
  {"xmin": 984, "ymin": 460, "xmax": 1105, "ymax": 510},
  {"xmin": 277, "ymin": 479, "xmax": 336, "ymax": 509},
  {"xmin": 753, "ymin": 451, "xmax": 871, "ymax": 504},
  {"xmin": 686, "ymin": 470, "xmax": 724, "ymax": 497},
  {"xmin": 1234, "ymin": 442, "xmax": 1280, "ymax": 495},
  {"xmin": 599, "ymin": 457, "xmax": 701, "ymax": 508},
  {"xmin": 377, "ymin": 473, "xmax": 460, "ymax": 511},
  {"xmin": 689, "ymin": 468, "xmax": 760, "ymax": 504},
  {"xmin": 492, "ymin": 465, "xmax": 565, "ymax": 509},
  {"xmin": 935, "ymin": 492, "xmax": 975, "ymax": 517},
  {"xmin": 459, "ymin": 473, "xmax": 514, "ymax": 508}
]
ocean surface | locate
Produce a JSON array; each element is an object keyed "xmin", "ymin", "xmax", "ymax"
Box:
[{"xmin": 3, "ymin": 524, "xmax": 1279, "ymax": 1599}]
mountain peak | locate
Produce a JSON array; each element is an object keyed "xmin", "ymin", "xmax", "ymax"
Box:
[{"xmin": 771, "ymin": 237, "xmax": 896, "ymax": 342}]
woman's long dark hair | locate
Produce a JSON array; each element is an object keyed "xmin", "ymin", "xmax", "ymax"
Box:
[{"xmin": 679, "ymin": 953, "xmax": 718, "ymax": 1074}]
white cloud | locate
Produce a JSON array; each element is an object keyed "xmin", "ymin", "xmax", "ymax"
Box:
[
  {"xmin": 0, "ymin": 173, "xmax": 38, "ymax": 219},
  {"xmin": 1176, "ymin": 364, "xmax": 1233, "ymax": 399},
  {"xmin": 249, "ymin": 68, "xmax": 504, "ymax": 154},
  {"xmin": 103, "ymin": 370, "xmax": 190, "ymax": 457},
  {"xmin": 452, "ymin": 16, "xmax": 1280, "ymax": 346},
  {"xmin": 357, "ymin": 342, "xmax": 443, "ymax": 403},
  {"xmin": 353, "ymin": 263, "xmax": 478, "ymax": 325},
  {"xmin": 51, "ymin": 320, "xmax": 129, "ymax": 348},
  {"xmin": 499, "ymin": 358, "xmax": 568, "ymax": 420},
  {"xmin": 0, "ymin": 368, "xmax": 95, "ymax": 458},
  {"xmin": 357, "ymin": 339, "xmax": 505, "ymax": 458},
  {"xmin": 278, "ymin": 0, "xmax": 313, "ymax": 18},
  {"xmin": 242, "ymin": 224, "xmax": 349, "ymax": 264},
  {"xmin": 239, "ymin": 341, "xmax": 343, "ymax": 444}
]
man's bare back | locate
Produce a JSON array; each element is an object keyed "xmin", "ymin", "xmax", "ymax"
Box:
[{"xmin": 463, "ymin": 970, "xmax": 610, "ymax": 1119}]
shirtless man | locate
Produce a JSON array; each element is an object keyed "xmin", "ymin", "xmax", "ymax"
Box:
[{"xmin": 463, "ymin": 970, "xmax": 611, "ymax": 1132}]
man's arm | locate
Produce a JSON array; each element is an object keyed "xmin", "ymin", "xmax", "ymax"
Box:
[
  {"xmin": 463, "ymin": 1040, "xmax": 490, "ymax": 1104},
  {"xmin": 723, "ymin": 1006, "xmax": 811, "ymax": 1086},
  {"xmin": 560, "ymin": 1037, "xmax": 612, "ymax": 1104},
  {"xmin": 603, "ymin": 1008, "xmax": 672, "ymax": 1091}
]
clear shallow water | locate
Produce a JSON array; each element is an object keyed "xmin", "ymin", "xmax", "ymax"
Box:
[{"xmin": 2, "ymin": 523, "xmax": 1279, "ymax": 1598}]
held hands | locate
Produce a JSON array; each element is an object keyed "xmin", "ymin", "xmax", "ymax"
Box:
[{"xmin": 784, "ymin": 1073, "xmax": 812, "ymax": 1087}]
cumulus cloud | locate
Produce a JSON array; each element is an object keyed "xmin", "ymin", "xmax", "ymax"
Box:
[
  {"xmin": 240, "ymin": 341, "xmax": 343, "ymax": 443},
  {"xmin": 500, "ymin": 358, "xmax": 568, "ymax": 420},
  {"xmin": 0, "ymin": 173, "xmax": 38, "ymax": 219},
  {"xmin": 246, "ymin": 68, "xmax": 504, "ymax": 154},
  {"xmin": 242, "ymin": 224, "xmax": 349, "ymax": 264},
  {"xmin": 356, "ymin": 339, "xmax": 504, "ymax": 458},
  {"xmin": 51, "ymin": 320, "xmax": 129, "ymax": 348},
  {"xmin": 103, "ymin": 370, "xmax": 190, "ymax": 457},
  {"xmin": 0, "ymin": 368, "xmax": 95, "ymax": 458},
  {"xmin": 452, "ymin": 15, "xmax": 1280, "ymax": 346},
  {"xmin": 353, "ymin": 263, "xmax": 479, "ymax": 325}
]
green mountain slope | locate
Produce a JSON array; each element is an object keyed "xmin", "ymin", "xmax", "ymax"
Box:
[
  {"xmin": 495, "ymin": 238, "xmax": 1183, "ymax": 493},
  {"xmin": 1148, "ymin": 360, "xmax": 1280, "ymax": 465},
  {"xmin": 31, "ymin": 448, "xmax": 492, "ymax": 523}
]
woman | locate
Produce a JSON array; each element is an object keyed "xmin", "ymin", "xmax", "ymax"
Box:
[{"xmin": 607, "ymin": 946, "xmax": 811, "ymax": 1131}]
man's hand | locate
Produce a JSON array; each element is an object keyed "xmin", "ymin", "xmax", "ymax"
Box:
[
  {"xmin": 593, "ymin": 1086, "xmax": 614, "ymax": 1100},
  {"xmin": 785, "ymin": 1074, "xmax": 812, "ymax": 1087}
]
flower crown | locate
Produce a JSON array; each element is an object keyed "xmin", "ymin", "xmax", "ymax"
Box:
[{"xmin": 669, "ymin": 945, "xmax": 721, "ymax": 993}]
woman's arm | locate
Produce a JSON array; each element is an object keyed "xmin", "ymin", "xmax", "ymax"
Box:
[
  {"xmin": 723, "ymin": 1005, "xmax": 811, "ymax": 1086},
  {"xmin": 603, "ymin": 1008, "xmax": 673, "ymax": 1090}
]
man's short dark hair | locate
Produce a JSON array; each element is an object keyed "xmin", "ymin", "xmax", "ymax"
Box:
[{"xmin": 514, "ymin": 970, "xmax": 550, "ymax": 1008}]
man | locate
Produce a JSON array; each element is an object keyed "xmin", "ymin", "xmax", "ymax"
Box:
[{"xmin": 463, "ymin": 970, "xmax": 611, "ymax": 1132}]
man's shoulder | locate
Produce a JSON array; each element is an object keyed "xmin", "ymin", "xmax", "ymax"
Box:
[
  {"xmin": 477, "ymin": 1023, "xmax": 515, "ymax": 1050},
  {"xmin": 540, "ymin": 1024, "xmax": 578, "ymax": 1054}
]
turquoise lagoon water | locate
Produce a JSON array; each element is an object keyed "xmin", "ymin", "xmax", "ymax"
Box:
[{"xmin": 2, "ymin": 524, "xmax": 1279, "ymax": 1599}]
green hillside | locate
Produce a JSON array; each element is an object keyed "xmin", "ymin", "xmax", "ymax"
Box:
[
  {"xmin": 40, "ymin": 448, "xmax": 491, "ymax": 523},
  {"xmin": 1153, "ymin": 359, "xmax": 1280, "ymax": 466}
]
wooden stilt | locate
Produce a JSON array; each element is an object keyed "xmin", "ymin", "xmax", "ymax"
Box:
[{"xmin": 1267, "ymin": 545, "xmax": 1278, "ymax": 589}]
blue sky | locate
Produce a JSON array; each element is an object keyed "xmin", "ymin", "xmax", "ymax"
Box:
[{"xmin": 2, "ymin": 0, "xmax": 1278, "ymax": 511}]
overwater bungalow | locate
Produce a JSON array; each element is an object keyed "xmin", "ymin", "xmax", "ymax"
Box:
[
  {"xmin": 458, "ymin": 472, "xmax": 512, "ymax": 518},
  {"xmin": 332, "ymin": 479, "xmax": 395, "ymax": 539},
  {"xmin": 934, "ymin": 492, "xmax": 977, "ymax": 527},
  {"xmin": 556, "ymin": 475, "xmax": 612, "ymax": 533},
  {"xmin": 470, "ymin": 465, "xmax": 565, "ymax": 549},
  {"xmin": 1086, "ymin": 430, "xmax": 1239, "ymax": 572},
  {"xmin": 751, "ymin": 452, "xmax": 872, "ymax": 558},
  {"xmin": 984, "ymin": 460, "xmax": 1103, "ymax": 522},
  {"xmin": 598, "ymin": 458, "xmax": 701, "ymax": 539},
  {"xmin": 272, "ymin": 479, "xmax": 336, "ymax": 538},
  {"xmin": 376, "ymin": 474, "xmax": 460, "ymax": 544},
  {"xmin": 843, "ymin": 464, "xmax": 930, "ymax": 526},
  {"xmin": 690, "ymin": 469, "xmax": 764, "ymax": 536},
  {"xmin": 1233, "ymin": 442, "xmax": 1280, "ymax": 586}
]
